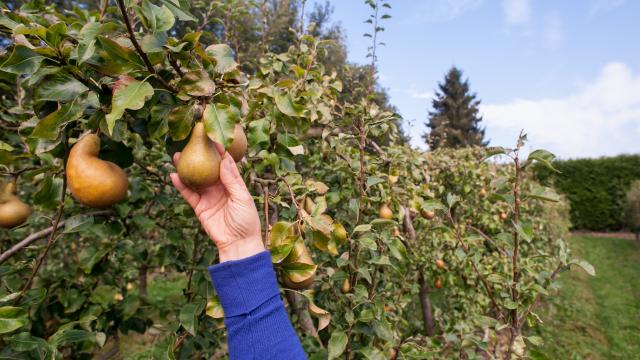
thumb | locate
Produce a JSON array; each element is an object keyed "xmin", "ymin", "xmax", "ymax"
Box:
[{"xmin": 219, "ymin": 153, "xmax": 251, "ymax": 201}]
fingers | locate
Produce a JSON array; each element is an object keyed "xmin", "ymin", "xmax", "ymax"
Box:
[
  {"xmin": 170, "ymin": 172, "xmax": 200, "ymax": 209},
  {"xmin": 172, "ymin": 152, "xmax": 181, "ymax": 165},
  {"xmin": 214, "ymin": 142, "xmax": 224, "ymax": 156},
  {"xmin": 219, "ymin": 153, "xmax": 251, "ymax": 201}
]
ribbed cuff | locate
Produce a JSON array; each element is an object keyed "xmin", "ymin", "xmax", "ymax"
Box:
[{"xmin": 208, "ymin": 251, "xmax": 280, "ymax": 317}]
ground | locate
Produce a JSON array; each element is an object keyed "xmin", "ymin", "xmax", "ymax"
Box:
[{"xmin": 531, "ymin": 235, "xmax": 640, "ymax": 359}]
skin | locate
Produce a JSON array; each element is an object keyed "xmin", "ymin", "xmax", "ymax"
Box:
[{"xmin": 170, "ymin": 145, "xmax": 264, "ymax": 263}]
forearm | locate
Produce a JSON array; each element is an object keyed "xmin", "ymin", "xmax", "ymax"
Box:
[{"xmin": 208, "ymin": 251, "xmax": 307, "ymax": 360}]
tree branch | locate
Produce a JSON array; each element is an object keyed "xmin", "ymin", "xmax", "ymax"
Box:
[
  {"xmin": 115, "ymin": 0, "xmax": 177, "ymax": 93},
  {"xmin": 0, "ymin": 210, "xmax": 111, "ymax": 264}
]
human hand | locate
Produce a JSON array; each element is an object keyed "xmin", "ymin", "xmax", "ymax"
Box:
[{"xmin": 169, "ymin": 148, "xmax": 264, "ymax": 263}]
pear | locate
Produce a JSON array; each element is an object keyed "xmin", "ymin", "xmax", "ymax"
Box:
[
  {"xmin": 341, "ymin": 278, "xmax": 350, "ymax": 293},
  {"xmin": 66, "ymin": 134, "xmax": 128, "ymax": 208},
  {"xmin": 227, "ymin": 124, "xmax": 247, "ymax": 162},
  {"xmin": 0, "ymin": 183, "xmax": 32, "ymax": 229},
  {"xmin": 177, "ymin": 122, "xmax": 221, "ymax": 189},
  {"xmin": 436, "ymin": 259, "xmax": 446, "ymax": 269},
  {"xmin": 332, "ymin": 223, "xmax": 348, "ymax": 243},
  {"xmin": 379, "ymin": 204, "xmax": 393, "ymax": 220},
  {"xmin": 421, "ymin": 209, "xmax": 436, "ymax": 220}
]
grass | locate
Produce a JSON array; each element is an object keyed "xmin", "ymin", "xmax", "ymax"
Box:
[{"xmin": 531, "ymin": 235, "xmax": 640, "ymax": 359}]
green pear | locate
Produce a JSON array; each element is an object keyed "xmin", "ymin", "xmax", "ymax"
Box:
[{"xmin": 177, "ymin": 122, "xmax": 221, "ymax": 189}]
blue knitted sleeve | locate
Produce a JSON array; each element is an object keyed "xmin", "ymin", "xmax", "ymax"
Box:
[{"xmin": 208, "ymin": 251, "xmax": 307, "ymax": 360}]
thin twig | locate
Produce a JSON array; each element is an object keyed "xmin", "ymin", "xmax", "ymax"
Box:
[
  {"xmin": 14, "ymin": 176, "xmax": 67, "ymax": 304},
  {"xmin": 115, "ymin": 0, "xmax": 177, "ymax": 93},
  {"xmin": 263, "ymin": 184, "xmax": 270, "ymax": 247},
  {"xmin": 0, "ymin": 210, "xmax": 111, "ymax": 264}
]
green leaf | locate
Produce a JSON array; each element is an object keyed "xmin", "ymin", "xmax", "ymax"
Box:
[
  {"xmin": 202, "ymin": 103, "xmax": 239, "ymax": 149},
  {"xmin": 352, "ymin": 224, "xmax": 372, "ymax": 233},
  {"xmin": 31, "ymin": 102, "xmax": 85, "ymax": 140},
  {"xmin": 79, "ymin": 244, "xmax": 112, "ymax": 274},
  {"xmin": 0, "ymin": 140, "xmax": 14, "ymax": 151},
  {"xmin": 179, "ymin": 302, "xmax": 204, "ymax": 336},
  {"xmin": 482, "ymin": 146, "xmax": 509, "ymax": 161},
  {"xmin": 269, "ymin": 222, "xmax": 295, "ymax": 248},
  {"xmin": 177, "ymin": 70, "xmax": 215, "ymax": 97},
  {"xmin": 95, "ymin": 36, "xmax": 144, "ymax": 74},
  {"xmin": 89, "ymin": 285, "xmax": 117, "ymax": 309},
  {"xmin": 205, "ymin": 296, "xmax": 224, "ymax": 319},
  {"xmin": 526, "ymin": 149, "xmax": 559, "ymax": 172},
  {"xmin": 50, "ymin": 329, "xmax": 97, "ymax": 347},
  {"xmin": 167, "ymin": 104, "xmax": 197, "ymax": 141},
  {"xmin": 76, "ymin": 21, "xmax": 100, "ymax": 64},
  {"xmin": 0, "ymin": 306, "xmax": 28, "ymax": 334},
  {"xmin": 328, "ymin": 330, "xmax": 348, "ymax": 359},
  {"xmin": 205, "ymin": 44, "xmax": 238, "ymax": 74},
  {"xmin": 35, "ymin": 72, "xmax": 89, "ymax": 103},
  {"xmin": 140, "ymin": 0, "xmax": 175, "ymax": 33},
  {"xmin": 571, "ymin": 260, "xmax": 596, "ymax": 276},
  {"xmin": 275, "ymin": 93, "xmax": 306, "ymax": 117},
  {"xmin": 527, "ymin": 185, "xmax": 560, "ymax": 202},
  {"xmin": 6, "ymin": 332, "xmax": 50, "ymax": 354},
  {"xmin": 0, "ymin": 45, "xmax": 44, "ymax": 74},
  {"xmin": 105, "ymin": 76, "xmax": 154, "ymax": 135},
  {"xmin": 159, "ymin": 0, "xmax": 196, "ymax": 21}
]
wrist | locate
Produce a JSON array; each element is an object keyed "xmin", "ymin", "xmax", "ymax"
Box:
[{"xmin": 217, "ymin": 236, "xmax": 265, "ymax": 263}]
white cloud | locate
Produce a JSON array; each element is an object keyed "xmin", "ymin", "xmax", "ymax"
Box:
[
  {"xmin": 482, "ymin": 62, "xmax": 640, "ymax": 158},
  {"xmin": 410, "ymin": 91, "xmax": 435, "ymax": 100},
  {"xmin": 543, "ymin": 13, "xmax": 564, "ymax": 49},
  {"xmin": 502, "ymin": 0, "xmax": 530, "ymax": 25},
  {"xmin": 411, "ymin": 0, "xmax": 483, "ymax": 23},
  {"xmin": 589, "ymin": 0, "xmax": 625, "ymax": 15}
]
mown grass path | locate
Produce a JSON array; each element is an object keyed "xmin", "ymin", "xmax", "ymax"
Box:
[{"xmin": 532, "ymin": 236, "xmax": 640, "ymax": 359}]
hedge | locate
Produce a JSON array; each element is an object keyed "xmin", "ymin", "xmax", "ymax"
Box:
[{"xmin": 535, "ymin": 154, "xmax": 640, "ymax": 231}]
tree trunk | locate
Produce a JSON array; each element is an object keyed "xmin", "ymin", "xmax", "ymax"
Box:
[
  {"xmin": 139, "ymin": 265, "xmax": 148, "ymax": 297},
  {"xmin": 418, "ymin": 272, "xmax": 436, "ymax": 336}
]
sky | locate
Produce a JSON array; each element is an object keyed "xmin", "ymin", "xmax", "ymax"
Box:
[{"xmin": 310, "ymin": 0, "xmax": 640, "ymax": 159}]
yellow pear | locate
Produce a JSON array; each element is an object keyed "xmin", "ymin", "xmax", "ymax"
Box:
[
  {"xmin": 0, "ymin": 183, "xmax": 32, "ymax": 228},
  {"xmin": 227, "ymin": 124, "xmax": 247, "ymax": 162},
  {"xmin": 332, "ymin": 223, "xmax": 348, "ymax": 243},
  {"xmin": 379, "ymin": 204, "xmax": 393, "ymax": 220},
  {"xmin": 341, "ymin": 278, "xmax": 350, "ymax": 293},
  {"xmin": 177, "ymin": 122, "xmax": 221, "ymax": 189},
  {"xmin": 66, "ymin": 134, "xmax": 128, "ymax": 208}
]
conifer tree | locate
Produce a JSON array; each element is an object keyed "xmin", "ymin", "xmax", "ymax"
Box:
[{"xmin": 424, "ymin": 67, "xmax": 487, "ymax": 149}]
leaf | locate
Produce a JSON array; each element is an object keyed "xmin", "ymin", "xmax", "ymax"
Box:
[
  {"xmin": 6, "ymin": 332, "xmax": 50, "ymax": 354},
  {"xmin": 571, "ymin": 260, "xmax": 596, "ymax": 276},
  {"xmin": 282, "ymin": 262, "xmax": 317, "ymax": 283},
  {"xmin": 0, "ymin": 306, "xmax": 27, "ymax": 334},
  {"xmin": 50, "ymin": 329, "xmax": 97, "ymax": 347},
  {"xmin": 79, "ymin": 244, "xmax": 112, "ymax": 274},
  {"xmin": 275, "ymin": 93, "xmax": 306, "ymax": 117},
  {"xmin": 366, "ymin": 176, "xmax": 385, "ymax": 188},
  {"xmin": 205, "ymin": 296, "xmax": 224, "ymax": 319},
  {"xmin": 105, "ymin": 76, "xmax": 154, "ymax": 135},
  {"xmin": 159, "ymin": 0, "xmax": 197, "ymax": 21},
  {"xmin": 76, "ymin": 21, "xmax": 100, "ymax": 64},
  {"xmin": 140, "ymin": 0, "xmax": 175, "ymax": 33},
  {"xmin": 63, "ymin": 214, "xmax": 94, "ymax": 233},
  {"xmin": 0, "ymin": 141, "xmax": 14, "ymax": 151},
  {"xmin": 204, "ymin": 44, "xmax": 238, "ymax": 74},
  {"xmin": 482, "ymin": 146, "xmax": 509, "ymax": 161},
  {"xmin": 177, "ymin": 70, "xmax": 215, "ymax": 97},
  {"xmin": 31, "ymin": 102, "xmax": 85, "ymax": 140},
  {"xmin": 179, "ymin": 302, "xmax": 203, "ymax": 336},
  {"xmin": 526, "ymin": 149, "xmax": 559, "ymax": 172},
  {"xmin": 89, "ymin": 285, "xmax": 117, "ymax": 309},
  {"xmin": 527, "ymin": 185, "xmax": 560, "ymax": 202},
  {"xmin": 269, "ymin": 222, "xmax": 295, "ymax": 247},
  {"xmin": 0, "ymin": 45, "xmax": 44, "ymax": 74},
  {"xmin": 202, "ymin": 103, "xmax": 239, "ymax": 149},
  {"xmin": 352, "ymin": 224, "xmax": 372, "ymax": 233},
  {"xmin": 35, "ymin": 72, "xmax": 89, "ymax": 103},
  {"xmin": 167, "ymin": 104, "xmax": 197, "ymax": 141},
  {"xmin": 328, "ymin": 331, "xmax": 348, "ymax": 359}
]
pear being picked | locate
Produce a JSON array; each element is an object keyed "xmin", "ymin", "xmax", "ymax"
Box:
[
  {"xmin": 66, "ymin": 133, "xmax": 128, "ymax": 208},
  {"xmin": 0, "ymin": 182, "xmax": 32, "ymax": 229},
  {"xmin": 177, "ymin": 122, "xmax": 222, "ymax": 190}
]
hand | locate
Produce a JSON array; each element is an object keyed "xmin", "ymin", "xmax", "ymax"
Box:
[{"xmin": 169, "ymin": 149, "xmax": 264, "ymax": 263}]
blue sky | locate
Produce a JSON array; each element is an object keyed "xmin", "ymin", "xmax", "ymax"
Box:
[{"xmin": 311, "ymin": 0, "xmax": 640, "ymax": 159}]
